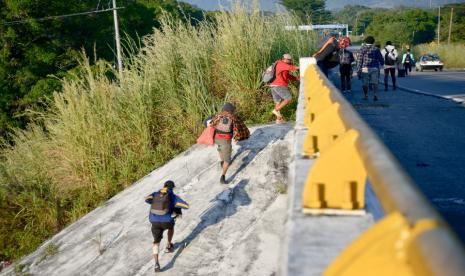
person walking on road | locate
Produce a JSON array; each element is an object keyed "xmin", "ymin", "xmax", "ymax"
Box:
[
  {"xmin": 381, "ymin": 41, "xmax": 398, "ymax": 90},
  {"xmin": 145, "ymin": 180, "xmax": 189, "ymax": 272},
  {"xmin": 269, "ymin": 54, "xmax": 299, "ymax": 124},
  {"xmin": 338, "ymin": 37, "xmax": 354, "ymax": 93},
  {"xmin": 356, "ymin": 36, "xmax": 385, "ymax": 101},
  {"xmin": 210, "ymin": 103, "xmax": 250, "ymax": 184},
  {"xmin": 402, "ymin": 49, "xmax": 415, "ymax": 76}
]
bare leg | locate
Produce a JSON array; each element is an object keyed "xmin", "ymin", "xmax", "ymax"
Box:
[
  {"xmin": 167, "ymin": 228, "xmax": 174, "ymax": 245},
  {"xmin": 222, "ymin": 161, "xmax": 230, "ymax": 176},
  {"xmin": 153, "ymin": 243, "xmax": 160, "ymax": 265},
  {"xmin": 275, "ymin": 99, "xmax": 290, "ymax": 111},
  {"xmin": 363, "ymin": 86, "xmax": 369, "ymax": 99}
]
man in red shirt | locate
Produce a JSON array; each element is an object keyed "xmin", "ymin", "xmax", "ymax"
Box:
[{"xmin": 270, "ymin": 54, "xmax": 299, "ymax": 123}]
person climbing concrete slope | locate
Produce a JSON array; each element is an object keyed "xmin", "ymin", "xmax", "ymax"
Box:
[
  {"xmin": 145, "ymin": 180, "xmax": 189, "ymax": 272},
  {"xmin": 209, "ymin": 103, "xmax": 250, "ymax": 184}
]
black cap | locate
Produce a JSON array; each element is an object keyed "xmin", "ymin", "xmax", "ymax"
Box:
[
  {"xmin": 164, "ymin": 180, "xmax": 175, "ymax": 189},
  {"xmin": 222, "ymin": 102, "xmax": 235, "ymax": 113}
]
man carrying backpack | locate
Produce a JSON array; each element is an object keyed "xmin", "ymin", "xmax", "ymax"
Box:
[
  {"xmin": 269, "ymin": 53, "xmax": 299, "ymax": 124},
  {"xmin": 338, "ymin": 37, "xmax": 354, "ymax": 93},
  {"xmin": 356, "ymin": 36, "xmax": 385, "ymax": 101},
  {"xmin": 313, "ymin": 33, "xmax": 340, "ymax": 76},
  {"xmin": 145, "ymin": 180, "xmax": 189, "ymax": 272},
  {"xmin": 381, "ymin": 41, "xmax": 398, "ymax": 91},
  {"xmin": 402, "ymin": 49, "xmax": 415, "ymax": 76},
  {"xmin": 209, "ymin": 103, "xmax": 250, "ymax": 184}
]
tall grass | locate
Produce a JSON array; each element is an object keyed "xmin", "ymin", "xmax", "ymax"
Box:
[
  {"xmin": 414, "ymin": 43, "xmax": 465, "ymax": 68},
  {"xmin": 0, "ymin": 4, "xmax": 314, "ymax": 261}
]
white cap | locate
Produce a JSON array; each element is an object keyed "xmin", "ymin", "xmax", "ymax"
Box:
[{"xmin": 283, "ymin": 53, "xmax": 292, "ymax": 60}]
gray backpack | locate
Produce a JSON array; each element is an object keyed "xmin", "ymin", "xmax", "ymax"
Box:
[{"xmin": 262, "ymin": 62, "xmax": 277, "ymax": 84}]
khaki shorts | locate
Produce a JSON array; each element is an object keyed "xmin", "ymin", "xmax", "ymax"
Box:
[{"xmin": 215, "ymin": 138, "xmax": 232, "ymax": 163}]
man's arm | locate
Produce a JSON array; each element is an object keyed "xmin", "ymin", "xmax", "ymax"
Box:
[
  {"xmin": 145, "ymin": 192, "xmax": 155, "ymax": 204},
  {"xmin": 174, "ymin": 195, "xmax": 190, "ymax": 209}
]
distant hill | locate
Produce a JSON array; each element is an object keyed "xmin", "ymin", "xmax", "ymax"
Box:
[{"xmin": 182, "ymin": 0, "xmax": 465, "ymax": 11}]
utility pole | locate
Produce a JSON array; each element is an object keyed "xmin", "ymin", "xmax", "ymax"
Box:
[
  {"xmin": 112, "ymin": 0, "xmax": 123, "ymax": 74},
  {"xmin": 437, "ymin": 6, "xmax": 441, "ymax": 45},
  {"xmin": 448, "ymin": 7, "xmax": 454, "ymax": 44}
]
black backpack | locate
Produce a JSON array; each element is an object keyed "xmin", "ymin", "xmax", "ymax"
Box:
[
  {"xmin": 405, "ymin": 53, "xmax": 412, "ymax": 63},
  {"xmin": 151, "ymin": 189, "xmax": 171, "ymax": 216},
  {"xmin": 384, "ymin": 48, "xmax": 396, "ymax": 66}
]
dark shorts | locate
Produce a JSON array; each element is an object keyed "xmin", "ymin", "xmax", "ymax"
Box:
[{"xmin": 151, "ymin": 221, "xmax": 174, "ymax": 243}]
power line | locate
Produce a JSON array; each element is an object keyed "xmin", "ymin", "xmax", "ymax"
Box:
[{"xmin": 1, "ymin": 7, "xmax": 124, "ymax": 26}]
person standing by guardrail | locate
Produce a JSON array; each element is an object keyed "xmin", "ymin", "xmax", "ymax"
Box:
[
  {"xmin": 402, "ymin": 49, "xmax": 415, "ymax": 76},
  {"xmin": 381, "ymin": 41, "xmax": 398, "ymax": 91},
  {"xmin": 269, "ymin": 54, "xmax": 300, "ymax": 124},
  {"xmin": 312, "ymin": 34, "xmax": 340, "ymax": 76},
  {"xmin": 356, "ymin": 36, "xmax": 385, "ymax": 101}
]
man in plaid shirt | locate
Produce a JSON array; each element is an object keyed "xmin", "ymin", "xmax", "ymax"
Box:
[
  {"xmin": 356, "ymin": 36, "xmax": 384, "ymax": 101},
  {"xmin": 210, "ymin": 103, "xmax": 250, "ymax": 184}
]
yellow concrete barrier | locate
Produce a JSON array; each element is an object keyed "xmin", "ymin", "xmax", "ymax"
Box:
[
  {"xmin": 302, "ymin": 129, "xmax": 366, "ymax": 211},
  {"xmin": 303, "ymin": 87, "xmax": 334, "ymax": 127},
  {"xmin": 303, "ymin": 102, "xmax": 347, "ymax": 156},
  {"xmin": 324, "ymin": 212, "xmax": 440, "ymax": 276}
]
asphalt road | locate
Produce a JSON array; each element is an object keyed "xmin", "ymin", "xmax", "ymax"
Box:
[
  {"xmin": 335, "ymin": 69, "xmax": 465, "ymax": 244},
  {"xmin": 386, "ymin": 70, "xmax": 465, "ymax": 101}
]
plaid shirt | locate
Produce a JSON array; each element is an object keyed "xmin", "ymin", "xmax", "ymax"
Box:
[
  {"xmin": 356, "ymin": 44, "xmax": 384, "ymax": 72},
  {"xmin": 211, "ymin": 111, "xmax": 250, "ymax": 141}
]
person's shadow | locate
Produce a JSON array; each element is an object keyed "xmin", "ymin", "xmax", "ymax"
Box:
[
  {"xmin": 227, "ymin": 124, "xmax": 291, "ymax": 182},
  {"xmin": 162, "ymin": 179, "xmax": 252, "ymax": 271}
]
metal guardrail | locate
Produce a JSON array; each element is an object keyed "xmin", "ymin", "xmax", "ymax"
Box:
[{"xmin": 299, "ymin": 58, "xmax": 465, "ymax": 275}]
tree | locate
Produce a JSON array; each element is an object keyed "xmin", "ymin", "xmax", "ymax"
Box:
[
  {"xmin": 0, "ymin": 0, "xmax": 204, "ymax": 136},
  {"xmin": 280, "ymin": 0, "xmax": 332, "ymax": 24}
]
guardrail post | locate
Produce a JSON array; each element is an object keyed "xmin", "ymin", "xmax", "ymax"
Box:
[
  {"xmin": 324, "ymin": 212, "xmax": 441, "ymax": 276},
  {"xmin": 302, "ymin": 129, "xmax": 367, "ymax": 213},
  {"xmin": 303, "ymin": 102, "xmax": 347, "ymax": 156}
]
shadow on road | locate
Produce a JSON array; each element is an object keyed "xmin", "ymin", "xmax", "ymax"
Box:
[{"xmin": 162, "ymin": 179, "xmax": 251, "ymax": 271}]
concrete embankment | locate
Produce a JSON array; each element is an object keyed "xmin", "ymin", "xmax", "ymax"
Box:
[{"xmin": 3, "ymin": 124, "xmax": 292, "ymax": 276}]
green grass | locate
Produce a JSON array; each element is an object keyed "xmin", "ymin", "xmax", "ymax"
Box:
[
  {"xmin": 0, "ymin": 4, "xmax": 315, "ymax": 261},
  {"xmin": 414, "ymin": 43, "xmax": 465, "ymax": 69}
]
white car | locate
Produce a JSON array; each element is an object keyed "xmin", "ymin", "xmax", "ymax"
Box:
[{"xmin": 415, "ymin": 54, "xmax": 444, "ymax": 72}]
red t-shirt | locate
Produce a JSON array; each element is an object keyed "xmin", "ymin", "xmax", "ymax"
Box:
[{"xmin": 270, "ymin": 60, "xmax": 300, "ymax": 86}]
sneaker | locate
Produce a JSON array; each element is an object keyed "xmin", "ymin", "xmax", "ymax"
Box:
[
  {"xmin": 272, "ymin": 109, "xmax": 282, "ymax": 118},
  {"xmin": 363, "ymin": 96, "xmax": 368, "ymax": 100},
  {"xmin": 154, "ymin": 263, "xmax": 161, "ymax": 272},
  {"xmin": 373, "ymin": 96, "xmax": 378, "ymax": 101},
  {"xmin": 276, "ymin": 117, "xmax": 286, "ymax": 124},
  {"xmin": 165, "ymin": 243, "xmax": 174, "ymax": 253},
  {"xmin": 220, "ymin": 175, "xmax": 227, "ymax": 184}
]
